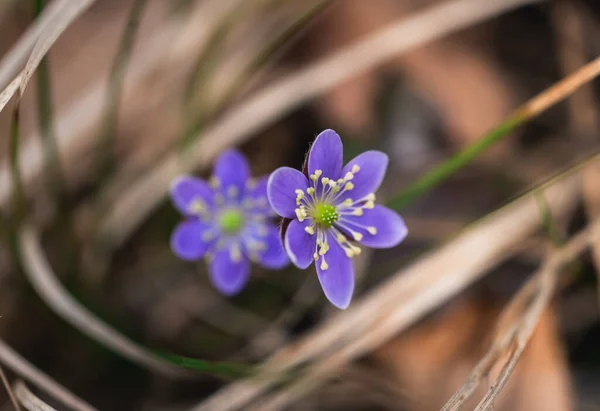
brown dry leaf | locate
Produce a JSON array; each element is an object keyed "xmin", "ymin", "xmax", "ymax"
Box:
[
  {"xmin": 310, "ymin": 0, "xmax": 515, "ymax": 153},
  {"xmin": 373, "ymin": 301, "xmax": 571, "ymax": 411}
]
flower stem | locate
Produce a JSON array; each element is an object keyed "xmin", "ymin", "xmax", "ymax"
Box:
[{"xmin": 387, "ymin": 55, "xmax": 600, "ymax": 211}]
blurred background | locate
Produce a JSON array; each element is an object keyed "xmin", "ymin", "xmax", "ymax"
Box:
[{"xmin": 1, "ymin": 0, "xmax": 600, "ymax": 409}]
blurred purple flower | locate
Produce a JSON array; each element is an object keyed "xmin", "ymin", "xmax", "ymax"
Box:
[
  {"xmin": 170, "ymin": 150, "xmax": 289, "ymax": 296},
  {"xmin": 267, "ymin": 129, "xmax": 407, "ymax": 309}
]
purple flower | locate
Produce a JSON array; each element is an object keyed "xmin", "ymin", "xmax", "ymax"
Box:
[
  {"xmin": 170, "ymin": 150, "xmax": 289, "ymax": 296},
  {"xmin": 267, "ymin": 129, "xmax": 408, "ymax": 309}
]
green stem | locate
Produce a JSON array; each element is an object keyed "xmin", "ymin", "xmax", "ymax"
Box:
[
  {"xmin": 386, "ymin": 114, "xmax": 525, "ymax": 210},
  {"xmin": 98, "ymin": 0, "xmax": 148, "ymax": 176},
  {"xmin": 35, "ymin": 0, "xmax": 65, "ymax": 201},
  {"xmin": 157, "ymin": 352, "xmax": 253, "ymax": 379}
]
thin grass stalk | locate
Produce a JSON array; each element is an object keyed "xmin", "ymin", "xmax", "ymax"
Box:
[
  {"xmin": 0, "ymin": 364, "xmax": 22, "ymax": 411},
  {"xmin": 34, "ymin": 0, "xmax": 65, "ymax": 200},
  {"xmin": 182, "ymin": 0, "xmax": 333, "ymax": 147},
  {"xmin": 98, "ymin": 0, "xmax": 148, "ymax": 175},
  {"xmin": 387, "ymin": 54, "xmax": 600, "ymax": 211}
]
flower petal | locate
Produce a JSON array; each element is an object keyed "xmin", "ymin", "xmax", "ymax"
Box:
[
  {"xmin": 250, "ymin": 223, "xmax": 289, "ymax": 269},
  {"xmin": 209, "ymin": 247, "xmax": 250, "ymax": 296},
  {"xmin": 213, "ymin": 149, "xmax": 250, "ymax": 197},
  {"xmin": 340, "ymin": 205, "xmax": 407, "ymax": 248},
  {"xmin": 307, "ymin": 129, "xmax": 343, "ymax": 180},
  {"xmin": 245, "ymin": 176, "xmax": 272, "ymax": 217},
  {"xmin": 170, "ymin": 220, "xmax": 215, "ymax": 260},
  {"xmin": 339, "ymin": 151, "xmax": 388, "ymax": 201},
  {"xmin": 267, "ymin": 167, "xmax": 309, "ymax": 218},
  {"xmin": 316, "ymin": 232, "xmax": 354, "ymax": 309},
  {"xmin": 170, "ymin": 176, "xmax": 214, "ymax": 216},
  {"xmin": 284, "ymin": 219, "xmax": 315, "ymax": 269}
]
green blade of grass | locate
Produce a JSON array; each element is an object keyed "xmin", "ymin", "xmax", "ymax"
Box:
[
  {"xmin": 34, "ymin": 0, "xmax": 65, "ymax": 201},
  {"xmin": 98, "ymin": 0, "xmax": 148, "ymax": 176},
  {"xmin": 387, "ymin": 54, "xmax": 600, "ymax": 211}
]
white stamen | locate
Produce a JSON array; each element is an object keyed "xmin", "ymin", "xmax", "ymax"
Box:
[
  {"xmin": 351, "ymin": 165, "xmax": 360, "ymax": 173},
  {"xmin": 227, "ymin": 186, "xmax": 238, "ymax": 198},
  {"xmin": 305, "ymin": 226, "xmax": 315, "ymax": 235},
  {"xmin": 320, "ymin": 259, "xmax": 329, "ymax": 270},
  {"xmin": 367, "ymin": 226, "xmax": 377, "ymax": 235}
]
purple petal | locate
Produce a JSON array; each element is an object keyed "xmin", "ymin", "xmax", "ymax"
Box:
[
  {"xmin": 213, "ymin": 150, "xmax": 250, "ymax": 196},
  {"xmin": 170, "ymin": 176, "xmax": 214, "ymax": 216},
  {"xmin": 209, "ymin": 247, "xmax": 250, "ymax": 296},
  {"xmin": 340, "ymin": 205, "xmax": 407, "ymax": 249},
  {"xmin": 267, "ymin": 167, "xmax": 309, "ymax": 218},
  {"xmin": 339, "ymin": 151, "xmax": 388, "ymax": 202},
  {"xmin": 251, "ymin": 224, "xmax": 289, "ymax": 269},
  {"xmin": 284, "ymin": 219, "xmax": 315, "ymax": 269},
  {"xmin": 245, "ymin": 176, "xmax": 272, "ymax": 216},
  {"xmin": 170, "ymin": 220, "xmax": 215, "ymax": 261},
  {"xmin": 316, "ymin": 232, "xmax": 354, "ymax": 309},
  {"xmin": 308, "ymin": 129, "xmax": 343, "ymax": 180}
]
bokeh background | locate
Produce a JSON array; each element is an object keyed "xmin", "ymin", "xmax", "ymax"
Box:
[{"xmin": 1, "ymin": 0, "xmax": 600, "ymax": 410}]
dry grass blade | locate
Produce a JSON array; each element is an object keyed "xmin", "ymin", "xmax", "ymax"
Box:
[
  {"xmin": 192, "ymin": 154, "xmax": 585, "ymax": 411},
  {"xmin": 18, "ymin": 0, "xmax": 95, "ymax": 96},
  {"xmin": 0, "ymin": 0, "xmax": 239, "ymax": 209},
  {"xmin": 0, "ymin": 339, "xmax": 96, "ymax": 411},
  {"xmin": 13, "ymin": 381, "xmax": 56, "ymax": 411},
  {"xmin": 0, "ymin": 364, "xmax": 22, "ymax": 411},
  {"xmin": 16, "ymin": 225, "xmax": 193, "ymax": 379},
  {"xmin": 0, "ymin": 0, "xmax": 64, "ymax": 90},
  {"xmin": 0, "ymin": 73, "xmax": 22, "ymax": 114},
  {"xmin": 97, "ymin": 0, "xmax": 543, "ymax": 257},
  {"xmin": 0, "ymin": 0, "xmax": 96, "ymax": 115},
  {"xmin": 473, "ymin": 224, "xmax": 596, "ymax": 410}
]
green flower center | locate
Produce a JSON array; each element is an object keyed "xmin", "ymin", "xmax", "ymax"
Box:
[
  {"xmin": 313, "ymin": 203, "xmax": 338, "ymax": 228},
  {"xmin": 218, "ymin": 209, "xmax": 245, "ymax": 234}
]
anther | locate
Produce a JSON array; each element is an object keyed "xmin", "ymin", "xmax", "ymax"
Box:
[
  {"xmin": 295, "ymin": 208, "xmax": 305, "ymax": 222},
  {"xmin": 305, "ymin": 226, "xmax": 315, "ymax": 235},
  {"xmin": 307, "ymin": 187, "xmax": 315, "ymax": 195},
  {"xmin": 246, "ymin": 178, "xmax": 257, "ymax": 190},
  {"xmin": 345, "ymin": 182, "xmax": 354, "ymax": 191},
  {"xmin": 322, "ymin": 177, "xmax": 330, "ymax": 186},
  {"xmin": 344, "ymin": 172, "xmax": 354, "ymax": 181},
  {"xmin": 230, "ymin": 244, "xmax": 242, "ymax": 262},
  {"xmin": 227, "ymin": 186, "xmax": 238, "ymax": 198},
  {"xmin": 351, "ymin": 165, "xmax": 360, "ymax": 173},
  {"xmin": 364, "ymin": 200, "xmax": 375, "ymax": 209},
  {"xmin": 320, "ymin": 259, "xmax": 329, "ymax": 270},
  {"xmin": 352, "ymin": 231, "xmax": 363, "ymax": 241},
  {"xmin": 352, "ymin": 208, "xmax": 363, "ymax": 216},
  {"xmin": 367, "ymin": 226, "xmax": 377, "ymax": 235}
]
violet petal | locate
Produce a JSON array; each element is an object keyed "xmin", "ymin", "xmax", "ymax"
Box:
[
  {"xmin": 340, "ymin": 205, "xmax": 407, "ymax": 248},
  {"xmin": 308, "ymin": 129, "xmax": 343, "ymax": 180},
  {"xmin": 267, "ymin": 167, "xmax": 309, "ymax": 218},
  {"xmin": 170, "ymin": 220, "xmax": 215, "ymax": 260},
  {"xmin": 339, "ymin": 151, "xmax": 388, "ymax": 202},
  {"xmin": 209, "ymin": 247, "xmax": 250, "ymax": 296},
  {"xmin": 213, "ymin": 150, "xmax": 250, "ymax": 197},
  {"xmin": 316, "ymin": 232, "xmax": 354, "ymax": 309},
  {"xmin": 170, "ymin": 176, "xmax": 214, "ymax": 216},
  {"xmin": 284, "ymin": 219, "xmax": 315, "ymax": 269}
]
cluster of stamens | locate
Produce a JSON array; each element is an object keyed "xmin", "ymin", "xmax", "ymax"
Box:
[
  {"xmin": 191, "ymin": 177, "xmax": 270, "ymax": 264},
  {"xmin": 293, "ymin": 165, "xmax": 378, "ymax": 270}
]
